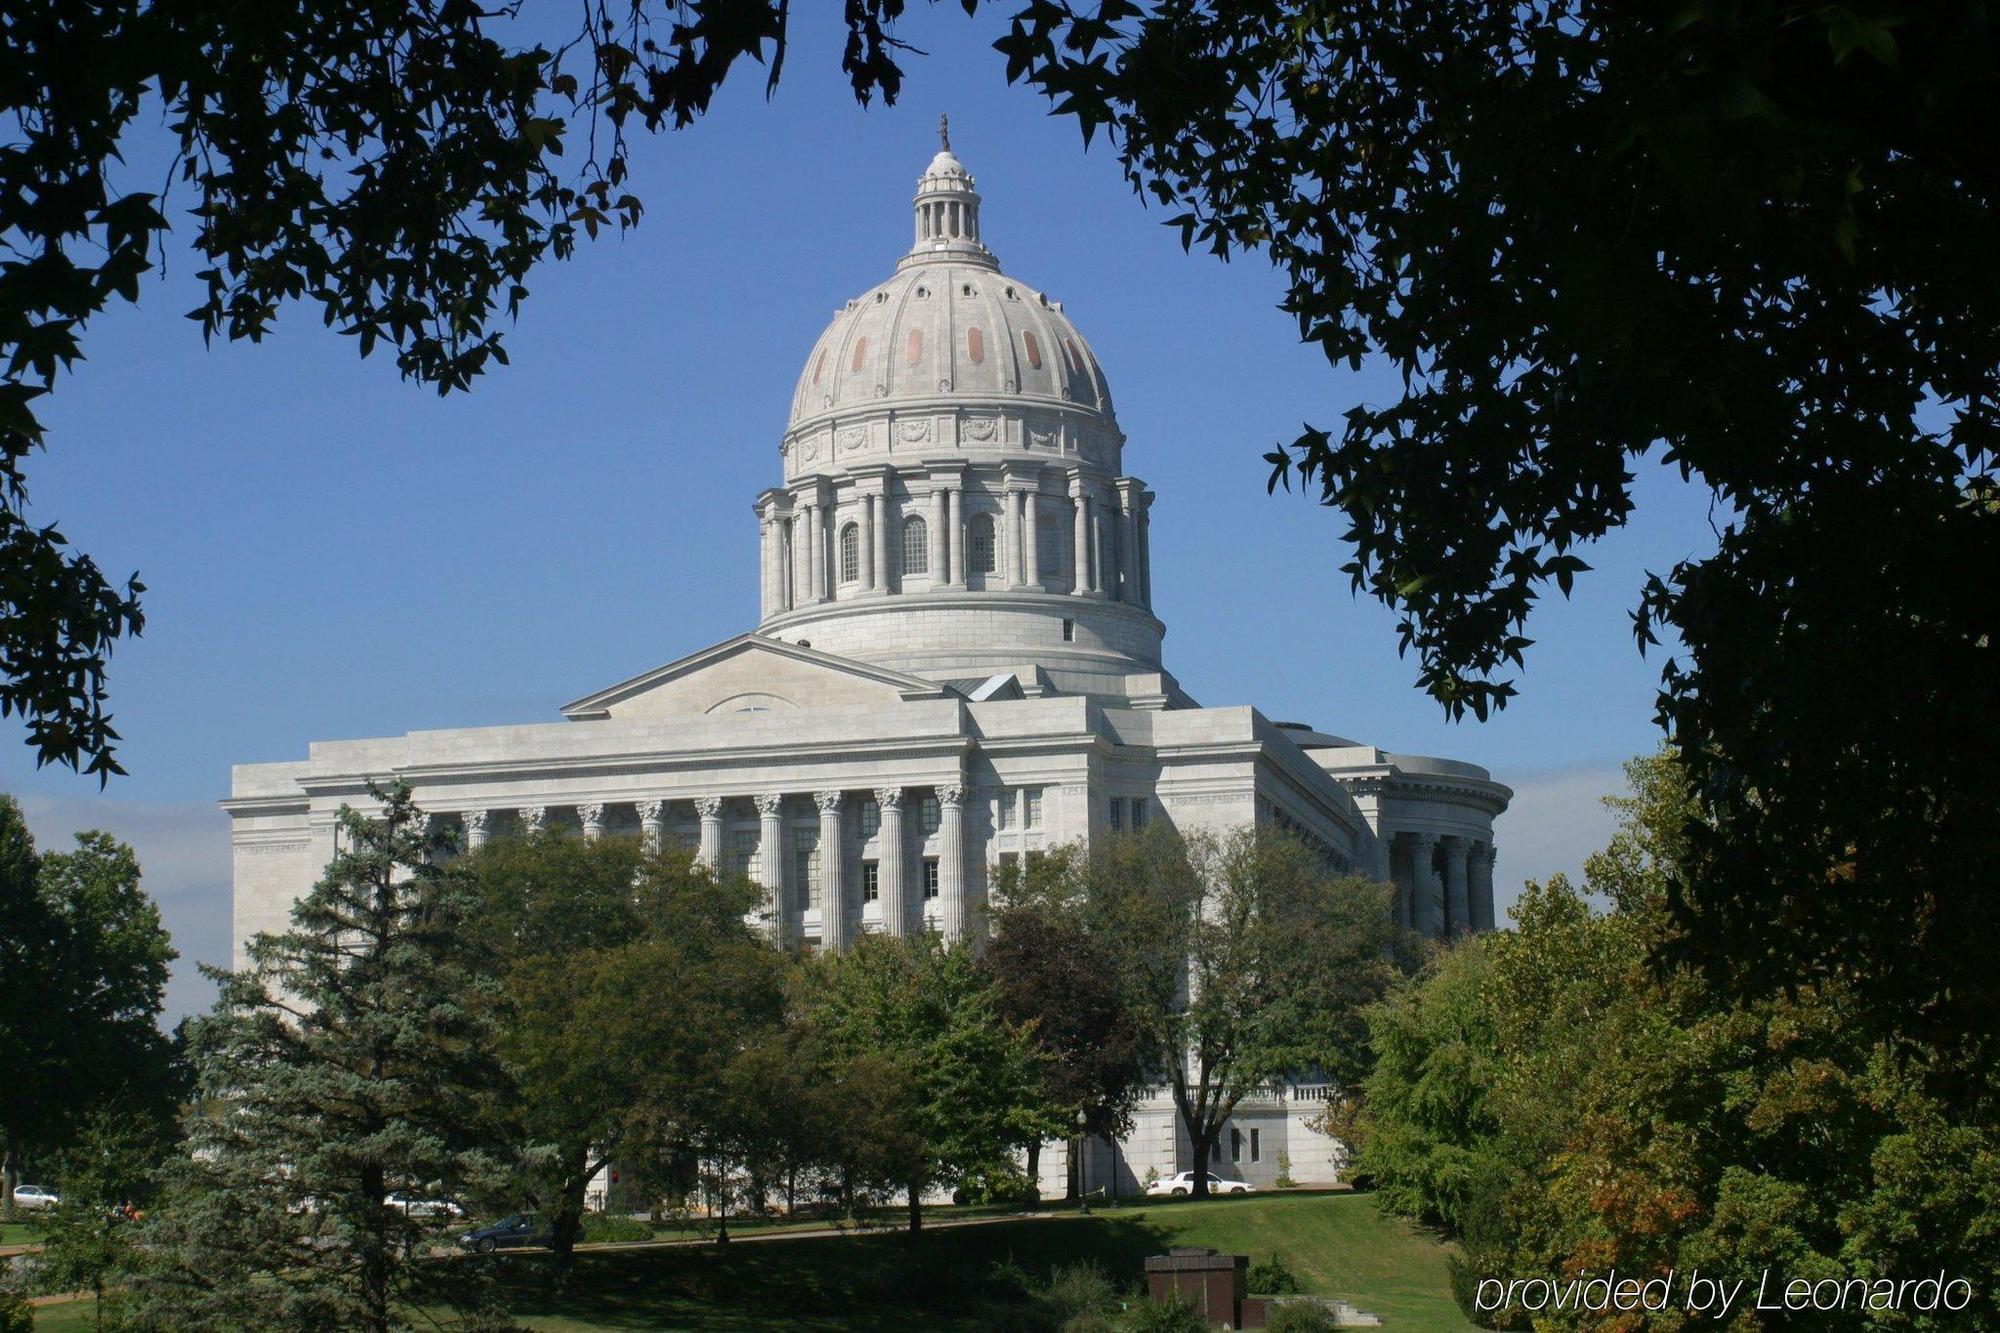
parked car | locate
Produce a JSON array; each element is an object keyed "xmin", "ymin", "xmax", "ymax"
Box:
[
  {"xmin": 1145, "ymin": 1171, "xmax": 1254, "ymax": 1197},
  {"xmin": 458, "ymin": 1212, "xmax": 559, "ymax": 1253},
  {"xmin": 387, "ymin": 1192, "xmax": 463, "ymax": 1218},
  {"xmin": 10, "ymin": 1184, "xmax": 58, "ymax": 1210}
]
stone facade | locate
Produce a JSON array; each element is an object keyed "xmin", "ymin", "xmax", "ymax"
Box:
[{"xmin": 224, "ymin": 131, "xmax": 1509, "ymax": 1196}]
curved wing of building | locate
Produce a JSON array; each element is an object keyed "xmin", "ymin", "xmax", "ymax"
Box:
[{"xmin": 224, "ymin": 129, "xmax": 1511, "ymax": 1194}]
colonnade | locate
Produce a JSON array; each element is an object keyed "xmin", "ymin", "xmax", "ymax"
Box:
[
  {"xmin": 1385, "ymin": 831, "xmax": 1497, "ymax": 938},
  {"xmin": 456, "ymin": 784, "xmax": 969, "ymax": 946},
  {"xmin": 758, "ymin": 464, "xmax": 1153, "ymax": 616}
]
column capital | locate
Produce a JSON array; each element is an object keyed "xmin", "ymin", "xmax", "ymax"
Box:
[
  {"xmin": 636, "ymin": 799, "xmax": 665, "ymax": 824},
  {"xmin": 695, "ymin": 796, "xmax": 725, "ymax": 821},
  {"xmin": 519, "ymin": 806, "xmax": 547, "ymax": 834},
  {"xmin": 462, "ymin": 809, "xmax": 489, "ymax": 836},
  {"xmin": 815, "ymin": 789, "xmax": 845, "ymax": 816},
  {"xmin": 937, "ymin": 782, "xmax": 966, "ymax": 808},
  {"xmin": 577, "ymin": 803, "xmax": 606, "ymax": 835},
  {"xmin": 874, "ymin": 786, "xmax": 904, "ymax": 810},
  {"xmin": 755, "ymin": 792, "xmax": 785, "ymax": 818}
]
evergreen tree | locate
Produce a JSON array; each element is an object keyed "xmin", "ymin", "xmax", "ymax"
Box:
[{"xmin": 138, "ymin": 782, "xmax": 507, "ymax": 1332}]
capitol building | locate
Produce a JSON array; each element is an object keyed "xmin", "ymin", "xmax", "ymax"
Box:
[{"xmin": 224, "ymin": 133, "xmax": 1509, "ymax": 1193}]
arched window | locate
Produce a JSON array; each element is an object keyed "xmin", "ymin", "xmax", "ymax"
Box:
[
  {"xmin": 840, "ymin": 523, "xmax": 860, "ymax": 584},
  {"xmin": 902, "ymin": 516, "xmax": 929, "ymax": 576},
  {"xmin": 969, "ymin": 512, "xmax": 997, "ymax": 575}
]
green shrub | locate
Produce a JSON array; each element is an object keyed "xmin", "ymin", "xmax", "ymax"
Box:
[
  {"xmin": 1040, "ymin": 1263, "xmax": 1118, "ymax": 1323},
  {"xmin": 1247, "ymin": 1253, "xmax": 1303, "ymax": 1295},
  {"xmin": 1124, "ymin": 1292, "xmax": 1211, "ymax": 1332},
  {"xmin": 1274, "ymin": 1151, "xmax": 1295, "ymax": 1189},
  {"xmin": 1263, "ymin": 1301, "xmax": 1341, "ymax": 1333},
  {"xmin": 0, "ymin": 1292, "xmax": 29, "ymax": 1333},
  {"xmin": 581, "ymin": 1214, "xmax": 652, "ymax": 1244}
]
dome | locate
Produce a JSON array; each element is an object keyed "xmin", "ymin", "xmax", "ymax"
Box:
[
  {"xmin": 753, "ymin": 126, "xmax": 1165, "ymax": 704},
  {"xmin": 780, "ymin": 122, "xmax": 1121, "ymax": 480},
  {"xmin": 786, "ymin": 263, "xmax": 1115, "ymax": 431}
]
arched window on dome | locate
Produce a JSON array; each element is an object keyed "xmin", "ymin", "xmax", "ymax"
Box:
[
  {"xmin": 902, "ymin": 516, "xmax": 929, "ymax": 577},
  {"xmin": 969, "ymin": 513, "xmax": 997, "ymax": 576},
  {"xmin": 840, "ymin": 523, "xmax": 861, "ymax": 584}
]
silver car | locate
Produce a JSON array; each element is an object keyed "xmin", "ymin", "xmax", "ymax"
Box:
[{"xmin": 11, "ymin": 1184, "xmax": 59, "ymax": 1210}]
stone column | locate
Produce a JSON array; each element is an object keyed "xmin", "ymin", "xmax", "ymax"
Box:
[
  {"xmin": 1472, "ymin": 842, "xmax": 1497, "ymax": 933},
  {"xmin": 819, "ymin": 503, "xmax": 834, "ymax": 600},
  {"xmin": 1024, "ymin": 488, "xmax": 1041, "ymax": 587},
  {"xmin": 757, "ymin": 793, "xmax": 788, "ymax": 943},
  {"xmin": 1410, "ymin": 833, "xmax": 1445, "ymax": 937},
  {"xmin": 1071, "ymin": 482, "xmax": 1094, "ymax": 594},
  {"xmin": 948, "ymin": 484, "xmax": 967, "ymax": 586},
  {"xmin": 868, "ymin": 490, "xmax": 884, "ymax": 588},
  {"xmin": 1117, "ymin": 492, "xmax": 1138, "ymax": 603},
  {"xmin": 578, "ymin": 803, "xmax": 605, "ymax": 841},
  {"xmin": 463, "ymin": 809, "xmax": 490, "ymax": 851},
  {"xmin": 1443, "ymin": 836, "xmax": 1470, "ymax": 934},
  {"xmin": 759, "ymin": 518, "xmax": 774, "ymax": 619},
  {"xmin": 937, "ymin": 782, "xmax": 967, "ymax": 941},
  {"xmin": 876, "ymin": 786, "xmax": 907, "ymax": 938},
  {"xmin": 637, "ymin": 800, "xmax": 665, "ymax": 854},
  {"xmin": 1001, "ymin": 486, "xmax": 1021, "ymax": 587},
  {"xmin": 1137, "ymin": 501, "xmax": 1153, "ymax": 607},
  {"xmin": 519, "ymin": 806, "xmax": 546, "ymax": 836},
  {"xmin": 696, "ymin": 797, "xmax": 724, "ymax": 870},
  {"xmin": 1092, "ymin": 500, "xmax": 1111, "ymax": 596},
  {"xmin": 816, "ymin": 790, "xmax": 848, "ymax": 951},
  {"xmin": 798, "ymin": 503, "xmax": 817, "ymax": 604},
  {"xmin": 929, "ymin": 485, "xmax": 946, "ymax": 581}
]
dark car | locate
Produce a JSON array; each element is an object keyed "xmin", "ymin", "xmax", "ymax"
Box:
[{"xmin": 457, "ymin": 1212, "xmax": 559, "ymax": 1253}]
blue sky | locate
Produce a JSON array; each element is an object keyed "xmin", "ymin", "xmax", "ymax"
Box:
[{"xmin": 3, "ymin": 6, "xmax": 1714, "ymax": 1021}]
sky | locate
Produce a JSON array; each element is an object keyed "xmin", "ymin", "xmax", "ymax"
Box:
[{"xmin": 2, "ymin": 6, "xmax": 1713, "ymax": 1024}]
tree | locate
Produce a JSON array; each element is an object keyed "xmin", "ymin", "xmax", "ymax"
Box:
[
  {"xmin": 0, "ymin": 800, "xmax": 176, "ymax": 1222},
  {"xmin": 34, "ymin": 1109, "xmax": 160, "ymax": 1333},
  {"xmin": 455, "ymin": 830, "xmax": 782, "ymax": 1264},
  {"xmin": 983, "ymin": 0, "xmax": 2000, "ymax": 1065},
  {"xmin": 0, "ymin": 1, "xmax": 946, "ymax": 776},
  {"xmin": 1360, "ymin": 753, "xmax": 2000, "ymax": 1330},
  {"xmin": 137, "ymin": 783, "xmax": 505, "ymax": 1333},
  {"xmin": 798, "ymin": 933, "xmax": 1052, "ymax": 1232},
  {"xmin": 984, "ymin": 847, "xmax": 1151, "ymax": 1202},
  {"xmin": 1074, "ymin": 827, "xmax": 1408, "ymax": 1198}
]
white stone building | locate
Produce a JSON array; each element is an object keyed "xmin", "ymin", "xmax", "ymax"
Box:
[{"xmin": 224, "ymin": 131, "xmax": 1508, "ymax": 1196}]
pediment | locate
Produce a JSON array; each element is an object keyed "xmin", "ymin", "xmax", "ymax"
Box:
[{"xmin": 561, "ymin": 633, "xmax": 950, "ymax": 721}]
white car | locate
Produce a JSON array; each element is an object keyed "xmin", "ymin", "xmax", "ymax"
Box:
[
  {"xmin": 387, "ymin": 1192, "xmax": 464, "ymax": 1218},
  {"xmin": 10, "ymin": 1184, "xmax": 59, "ymax": 1210},
  {"xmin": 1146, "ymin": 1170, "xmax": 1254, "ymax": 1197}
]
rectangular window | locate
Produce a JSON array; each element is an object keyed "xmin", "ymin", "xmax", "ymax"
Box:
[
  {"xmin": 1024, "ymin": 787, "xmax": 1043, "ymax": 828},
  {"xmin": 794, "ymin": 829, "xmax": 821, "ymax": 909},
  {"xmin": 1131, "ymin": 798, "xmax": 1148, "ymax": 830},
  {"xmin": 996, "ymin": 790, "xmax": 1014, "ymax": 830},
  {"xmin": 673, "ymin": 830, "xmax": 699, "ymax": 852},
  {"xmin": 1062, "ymin": 618, "xmax": 1075, "ymax": 642},
  {"xmin": 1210, "ymin": 1139, "xmax": 1222, "ymax": 1163},
  {"xmin": 862, "ymin": 860, "xmax": 879, "ymax": 903},
  {"xmin": 860, "ymin": 799, "xmax": 881, "ymax": 839},
  {"xmin": 731, "ymin": 829, "xmax": 759, "ymax": 881},
  {"xmin": 920, "ymin": 795, "xmax": 942, "ymax": 837},
  {"xmin": 1108, "ymin": 799, "xmax": 1122, "ymax": 830},
  {"xmin": 1231, "ymin": 1129, "xmax": 1243, "ymax": 1164},
  {"xmin": 1250, "ymin": 1128, "xmax": 1261, "ymax": 1163},
  {"xmin": 922, "ymin": 859, "xmax": 940, "ymax": 900}
]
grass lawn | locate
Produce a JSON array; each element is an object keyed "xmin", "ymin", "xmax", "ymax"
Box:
[
  {"xmin": 1, "ymin": 1220, "xmax": 46, "ymax": 1247},
  {"xmin": 33, "ymin": 1192, "xmax": 1476, "ymax": 1331},
  {"xmin": 490, "ymin": 1191, "xmax": 1473, "ymax": 1332}
]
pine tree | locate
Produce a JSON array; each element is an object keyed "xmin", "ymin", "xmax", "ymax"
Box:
[{"xmin": 139, "ymin": 782, "xmax": 508, "ymax": 1331}]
